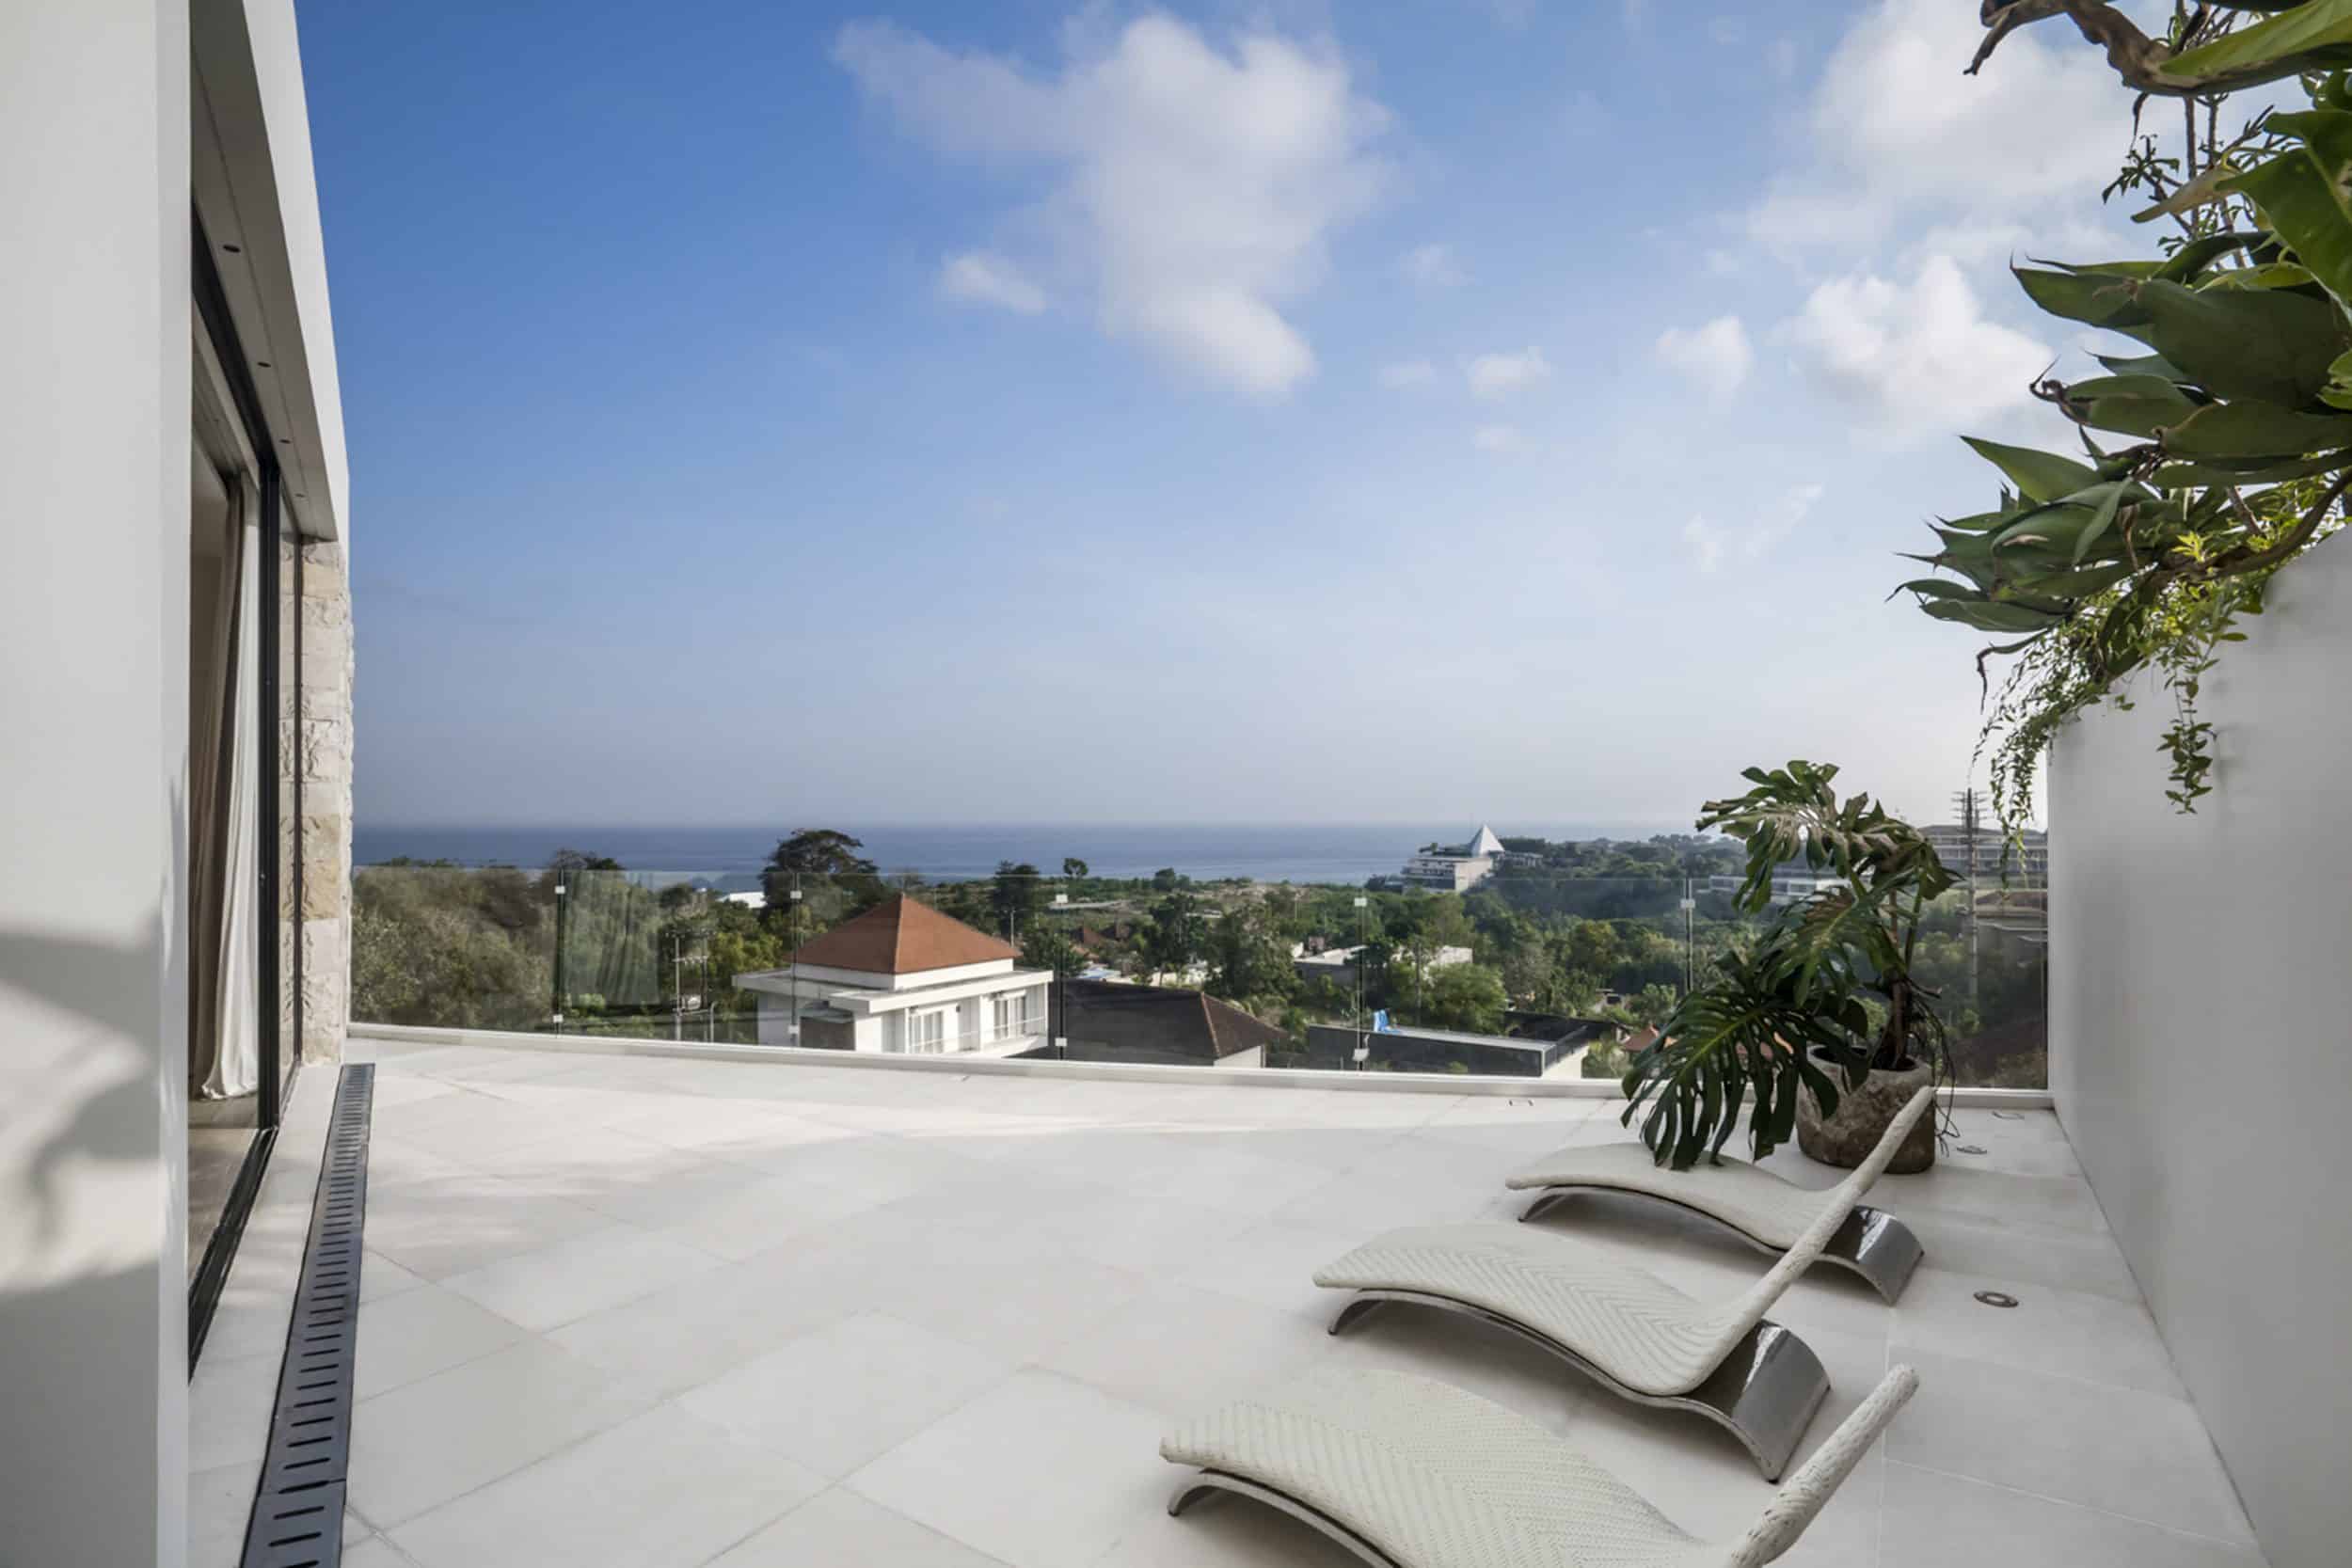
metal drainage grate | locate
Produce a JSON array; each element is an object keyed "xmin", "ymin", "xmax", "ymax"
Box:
[{"xmin": 240, "ymin": 1063, "xmax": 373, "ymax": 1568}]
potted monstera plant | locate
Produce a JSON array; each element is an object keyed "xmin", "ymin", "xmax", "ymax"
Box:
[{"xmin": 1622, "ymin": 762, "xmax": 1954, "ymax": 1172}]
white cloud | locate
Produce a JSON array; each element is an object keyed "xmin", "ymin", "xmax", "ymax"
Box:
[
  {"xmin": 938, "ymin": 250, "xmax": 1048, "ymax": 314},
  {"xmin": 1748, "ymin": 483, "xmax": 1825, "ymax": 557},
  {"xmin": 1624, "ymin": 0, "xmax": 1650, "ymax": 34},
  {"xmin": 1703, "ymin": 248, "xmax": 1741, "ymax": 277},
  {"xmin": 1473, "ymin": 425, "xmax": 1525, "ymax": 453},
  {"xmin": 1767, "ymin": 37, "xmax": 1799, "ymax": 79},
  {"xmin": 835, "ymin": 14, "xmax": 1391, "ymax": 399},
  {"xmin": 1682, "ymin": 516, "xmax": 1724, "ymax": 573},
  {"xmin": 1654, "ymin": 315, "xmax": 1752, "ymax": 399},
  {"xmin": 1466, "ymin": 346, "xmax": 1551, "ymax": 402},
  {"xmin": 1398, "ymin": 243, "xmax": 1465, "ymax": 288},
  {"xmin": 1745, "ymin": 0, "xmax": 2130, "ymax": 256},
  {"xmin": 1779, "ymin": 255, "xmax": 2050, "ymax": 440},
  {"xmin": 1682, "ymin": 483, "xmax": 1823, "ymax": 573},
  {"xmin": 1377, "ymin": 358, "xmax": 1436, "ymax": 388},
  {"xmin": 1708, "ymin": 16, "xmax": 1744, "ymax": 45}
]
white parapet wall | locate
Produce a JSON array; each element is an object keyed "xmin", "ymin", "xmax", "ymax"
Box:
[
  {"xmin": 2050, "ymin": 531, "xmax": 2352, "ymax": 1568},
  {"xmin": 347, "ymin": 1021, "xmax": 2054, "ymax": 1106}
]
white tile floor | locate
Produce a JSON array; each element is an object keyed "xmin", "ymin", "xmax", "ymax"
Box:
[{"xmin": 304, "ymin": 1041, "xmax": 2265, "ymax": 1568}]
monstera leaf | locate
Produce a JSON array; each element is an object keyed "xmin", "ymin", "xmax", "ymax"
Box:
[{"xmin": 1624, "ymin": 763, "xmax": 1953, "ymax": 1168}]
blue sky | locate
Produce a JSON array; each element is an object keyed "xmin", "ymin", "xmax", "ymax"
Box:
[{"xmin": 309, "ymin": 0, "xmax": 2151, "ymax": 831}]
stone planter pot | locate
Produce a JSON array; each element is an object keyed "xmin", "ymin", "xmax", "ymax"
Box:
[{"xmin": 1797, "ymin": 1053, "xmax": 1935, "ymax": 1173}]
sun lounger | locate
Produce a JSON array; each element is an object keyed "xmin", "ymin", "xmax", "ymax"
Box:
[
  {"xmin": 1507, "ymin": 1085, "xmax": 1935, "ymax": 1302},
  {"xmin": 1164, "ymin": 1361, "xmax": 1918, "ymax": 1568},
  {"xmin": 1312, "ymin": 1090, "xmax": 1927, "ymax": 1478}
]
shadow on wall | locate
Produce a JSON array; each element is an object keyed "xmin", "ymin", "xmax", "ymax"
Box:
[
  {"xmin": 0, "ymin": 924, "xmax": 171, "ymax": 1291},
  {"xmin": 0, "ymin": 920, "xmax": 175, "ymax": 1566}
]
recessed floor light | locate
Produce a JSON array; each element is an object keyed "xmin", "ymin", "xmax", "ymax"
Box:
[{"xmin": 1974, "ymin": 1291, "xmax": 2019, "ymax": 1309}]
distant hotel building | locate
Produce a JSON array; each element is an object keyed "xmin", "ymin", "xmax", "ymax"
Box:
[
  {"xmin": 1922, "ymin": 822, "xmax": 2049, "ymax": 886},
  {"xmin": 1708, "ymin": 861, "xmax": 1850, "ymax": 906},
  {"xmin": 1399, "ymin": 824, "xmax": 1506, "ymax": 892}
]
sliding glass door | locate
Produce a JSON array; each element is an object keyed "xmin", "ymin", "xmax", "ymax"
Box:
[{"xmin": 186, "ymin": 219, "xmax": 304, "ymax": 1363}]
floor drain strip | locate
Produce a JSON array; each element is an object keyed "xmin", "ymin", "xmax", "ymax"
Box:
[{"xmin": 240, "ymin": 1063, "xmax": 373, "ymax": 1568}]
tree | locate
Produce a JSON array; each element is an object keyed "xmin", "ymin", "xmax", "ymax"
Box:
[
  {"xmin": 1562, "ymin": 919, "xmax": 1619, "ymax": 978},
  {"xmin": 1061, "ymin": 856, "xmax": 1089, "ymax": 886},
  {"xmin": 991, "ymin": 861, "xmax": 1043, "ymax": 940},
  {"xmin": 1207, "ymin": 901, "xmax": 1295, "ymax": 1007},
  {"xmin": 1020, "ymin": 923, "xmax": 1087, "ymax": 978},
  {"xmin": 1420, "ymin": 963, "xmax": 1506, "ymax": 1034},
  {"xmin": 761, "ymin": 829, "xmax": 880, "ymax": 914},
  {"xmin": 1500, "ymin": 943, "xmax": 1562, "ymax": 1009},
  {"xmin": 548, "ymin": 847, "xmax": 622, "ymax": 874},
  {"xmin": 1137, "ymin": 888, "xmax": 1206, "ymax": 984},
  {"xmin": 1625, "ymin": 983, "xmax": 1679, "ymax": 1028}
]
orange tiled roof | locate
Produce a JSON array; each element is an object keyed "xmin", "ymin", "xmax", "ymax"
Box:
[{"xmin": 789, "ymin": 894, "xmax": 1020, "ymax": 975}]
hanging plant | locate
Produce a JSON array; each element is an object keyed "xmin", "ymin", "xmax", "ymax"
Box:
[{"xmin": 1904, "ymin": 3, "xmax": 2352, "ymax": 832}]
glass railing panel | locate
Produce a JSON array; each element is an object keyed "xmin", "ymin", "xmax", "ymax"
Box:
[
  {"xmin": 1939, "ymin": 882, "xmax": 2048, "ymax": 1088},
  {"xmin": 345, "ymin": 846, "xmax": 2060, "ymax": 1093},
  {"xmin": 549, "ymin": 868, "xmax": 744, "ymax": 1042},
  {"xmin": 350, "ymin": 862, "xmax": 560, "ymax": 1032}
]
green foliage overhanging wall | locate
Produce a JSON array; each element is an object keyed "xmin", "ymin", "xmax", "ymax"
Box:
[{"xmin": 1906, "ymin": 2, "xmax": 2352, "ymax": 828}]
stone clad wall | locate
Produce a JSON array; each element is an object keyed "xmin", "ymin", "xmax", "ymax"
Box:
[{"xmin": 298, "ymin": 536, "xmax": 354, "ymax": 1062}]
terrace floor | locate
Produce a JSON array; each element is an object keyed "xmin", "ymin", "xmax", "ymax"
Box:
[{"xmin": 211, "ymin": 1039, "xmax": 2264, "ymax": 1568}]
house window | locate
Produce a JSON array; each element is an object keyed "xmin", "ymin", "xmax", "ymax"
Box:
[
  {"xmin": 992, "ymin": 993, "xmax": 1027, "ymax": 1040},
  {"xmin": 908, "ymin": 1008, "xmax": 946, "ymax": 1054}
]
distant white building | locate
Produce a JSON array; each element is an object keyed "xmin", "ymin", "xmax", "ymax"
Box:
[
  {"xmin": 1293, "ymin": 942, "xmax": 1473, "ymax": 989},
  {"xmin": 1922, "ymin": 822, "xmax": 2049, "ymax": 886},
  {"xmin": 1400, "ymin": 824, "xmax": 1506, "ymax": 892},
  {"xmin": 1708, "ymin": 861, "xmax": 1850, "ymax": 906},
  {"xmin": 735, "ymin": 895, "xmax": 1051, "ymax": 1056}
]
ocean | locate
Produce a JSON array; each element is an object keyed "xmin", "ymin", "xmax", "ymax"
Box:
[{"xmin": 352, "ymin": 820, "xmax": 1683, "ymax": 886}]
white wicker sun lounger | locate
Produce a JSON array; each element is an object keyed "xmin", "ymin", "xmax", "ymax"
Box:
[
  {"xmin": 1164, "ymin": 1361, "xmax": 1919, "ymax": 1568},
  {"xmin": 1312, "ymin": 1090, "xmax": 1928, "ymax": 1478},
  {"xmin": 1507, "ymin": 1085, "xmax": 1937, "ymax": 1303}
]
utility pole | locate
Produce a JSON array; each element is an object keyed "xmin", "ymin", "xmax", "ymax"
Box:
[
  {"xmin": 1053, "ymin": 887, "xmax": 1070, "ymax": 1060},
  {"xmin": 1352, "ymin": 895, "xmax": 1369, "ymax": 1070},
  {"xmin": 787, "ymin": 877, "xmax": 803, "ymax": 1047},
  {"xmin": 551, "ymin": 876, "xmax": 568, "ymax": 1035},
  {"xmin": 1681, "ymin": 879, "xmax": 1695, "ymax": 995}
]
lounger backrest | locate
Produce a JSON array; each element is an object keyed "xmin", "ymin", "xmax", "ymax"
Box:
[
  {"xmin": 1724, "ymin": 1364, "xmax": 1919, "ymax": 1567},
  {"xmin": 1712, "ymin": 1085, "xmax": 1936, "ymax": 1342}
]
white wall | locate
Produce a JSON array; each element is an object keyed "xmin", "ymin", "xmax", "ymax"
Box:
[
  {"xmin": 0, "ymin": 3, "xmax": 192, "ymax": 1563},
  {"xmin": 2050, "ymin": 532, "xmax": 2352, "ymax": 1568}
]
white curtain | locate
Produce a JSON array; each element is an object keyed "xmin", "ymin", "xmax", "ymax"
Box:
[{"xmin": 198, "ymin": 485, "xmax": 262, "ymax": 1101}]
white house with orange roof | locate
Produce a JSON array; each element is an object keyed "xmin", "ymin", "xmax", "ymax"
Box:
[{"xmin": 734, "ymin": 894, "xmax": 1054, "ymax": 1055}]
